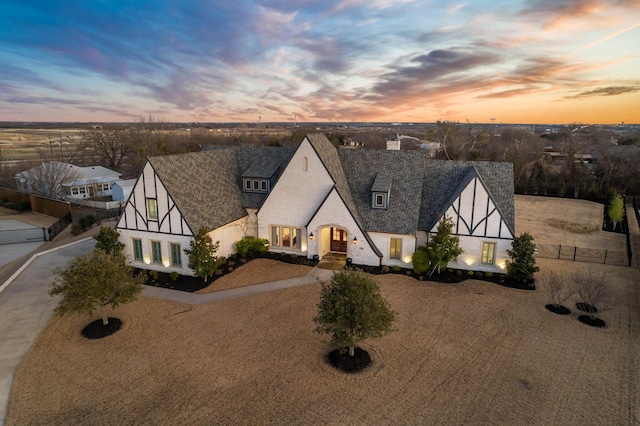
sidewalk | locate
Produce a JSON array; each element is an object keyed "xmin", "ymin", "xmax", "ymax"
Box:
[{"xmin": 0, "ymin": 239, "xmax": 334, "ymax": 425}]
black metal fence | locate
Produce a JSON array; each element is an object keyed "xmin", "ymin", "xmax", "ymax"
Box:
[
  {"xmin": 47, "ymin": 212, "xmax": 72, "ymax": 241},
  {"xmin": 535, "ymin": 243, "xmax": 628, "ymax": 266}
]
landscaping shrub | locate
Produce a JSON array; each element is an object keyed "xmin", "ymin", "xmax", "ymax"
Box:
[
  {"xmin": 456, "ymin": 270, "xmax": 462, "ymax": 277},
  {"xmin": 235, "ymin": 236, "xmax": 269, "ymax": 257},
  {"xmin": 148, "ymin": 270, "xmax": 158, "ymax": 281},
  {"xmin": 467, "ymin": 270, "xmax": 474, "ymax": 276},
  {"xmin": 391, "ymin": 265, "xmax": 401, "ymax": 273},
  {"xmin": 485, "ymin": 272, "xmax": 493, "ymax": 278},
  {"xmin": 381, "ymin": 266, "xmax": 390, "ymax": 273},
  {"xmin": 474, "ymin": 271, "xmax": 483, "ymax": 278},
  {"xmin": 70, "ymin": 223, "xmax": 83, "ymax": 235},
  {"xmin": 170, "ymin": 272, "xmax": 179, "ymax": 282}
]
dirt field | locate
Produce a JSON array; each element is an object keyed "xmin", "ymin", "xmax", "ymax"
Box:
[{"xmin": 5, "ymin": 196, "xmax": 640, "ymax": 425}]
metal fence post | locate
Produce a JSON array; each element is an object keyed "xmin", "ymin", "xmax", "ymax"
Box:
[
  {"xmin": 558, "ymin": 244, "xmax": 561, "ymax": 259},
  {"xmin": 573, "ymin": 246, "xmax": 577, "ymax": 261},
  {"xmin": 604, "ymin": 250, "xmax": 607, "ymax": 264}
]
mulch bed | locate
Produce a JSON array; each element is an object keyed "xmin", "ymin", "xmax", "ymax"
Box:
[
  {"xmin": 81, "ymin": 318, "xmax": 122, "ymax": 339},
  {"xmin": 347, "ymin": 264, "xmax": 535, "ymax": 290},
  {"xmin": 545, "ymin": 304, "xmax": 571, "ymax": 315},
  {"xmin": 327, "ymin": 347, "xmax": 372, "ymax": 373},
  {"xmin": 138, "ymin": 252, "xmax": 319, "ymax": 293},
  {"xmin": 578, "ymin": 315, "xmax": 606, "ymax": 328}
]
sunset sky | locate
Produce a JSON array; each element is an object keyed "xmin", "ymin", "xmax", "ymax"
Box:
[{"xmin": 1, "ymin": 0, "xmax": 639, "ymax": 124}]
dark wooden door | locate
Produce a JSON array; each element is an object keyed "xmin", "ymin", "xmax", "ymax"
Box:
[{"xmin": 330, "ymin": 227, "xmax": 348, "ymax": 252}]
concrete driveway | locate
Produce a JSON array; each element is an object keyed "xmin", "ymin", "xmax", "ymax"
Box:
[{"xmin": 0, "ymin": 238, "xmax": 96, "ymax": 425}]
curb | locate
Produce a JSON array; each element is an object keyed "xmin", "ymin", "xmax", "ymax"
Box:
[{"xmin": 0, "ymin": 237, "xmax": 93, "ymax": 295}]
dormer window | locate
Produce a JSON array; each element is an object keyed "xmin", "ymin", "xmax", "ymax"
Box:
[
  {"xmin": 244, "ymin": 178, "xmax": 269, "ymax": 193},
  {"xmin": 371, "ymin": 171, "xmax": 392, "ymax": 209},
  {"xmin": 372, "ymin": 192, "xmax": 387, "ymax": 209}
]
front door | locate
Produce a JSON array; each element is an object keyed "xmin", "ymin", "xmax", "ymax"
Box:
[{"xmin": 330, "ymin": 227, "xmax": 348, "ymax": 253}]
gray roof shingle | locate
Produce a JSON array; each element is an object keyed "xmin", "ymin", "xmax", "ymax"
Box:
[
  {"xmin": 149, "ymin": 146, "xmax": 294, "ymax": 234},
  {"xmin": 148, "ymin": 134, "xmax": 514, "ymax": 244}
]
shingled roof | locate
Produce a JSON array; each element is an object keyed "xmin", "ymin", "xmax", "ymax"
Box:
[
  {"xmin": 338, "ymin": 148, "xmax": 515, "ymax": 236},
  {"xmin": 149, "ymin": 146, "xmax": 294, "ymax": 234},
  {"xmin": 147, "ymin": 135, "xmax": 514, "ymax": 242}
]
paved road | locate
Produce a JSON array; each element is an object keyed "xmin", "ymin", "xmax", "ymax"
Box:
[{"xmin": 0, "ymin": 239, "xmax": 334, "ymax": 425}]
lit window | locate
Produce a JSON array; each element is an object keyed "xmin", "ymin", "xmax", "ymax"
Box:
[
  {"xmin": 271, "ymin": 226, "xmax": 301, "ymax": 249},
  {"xmin": 390, "ymin": 238, "xmax": 402, "ymax": 259},
  {"xmin": 481, "ymin": 242, "xmax": 496, "ymax": 265},
  {"xmin": 151, "ymin": 241, "xmax": 162, "ymax": 264},
  {"xmin": 170, "ymin": 243, "xmax": 182, "ymax": 266},
  {"xmin": 147, "ymin": 198, "xmax": 158, "ymax": 220},
  {"xmin": 132, "ymin": 239, "xmax": 143, "ymax": 261}
]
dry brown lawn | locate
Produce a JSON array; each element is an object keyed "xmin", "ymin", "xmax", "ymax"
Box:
[{"xmin": 6, "ymin": 196, "xmax": 640, "ymax": 425}]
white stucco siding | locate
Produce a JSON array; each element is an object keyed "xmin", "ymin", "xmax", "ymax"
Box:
[
  {"xmin": 450, "ymin": 236, "xmax": 511, "ymax": 273},
  {"xmin": 117, "ymin": 162, "xmax": 192, "ymax": 236},
  {"xmin": 307, "ymin": 189, "xmax": 380, "ymax": 266},
  {"xmin": 121, "ymin": 230, "xmax": 195, "ymax": 276},
  {"xmin": 258, "ymin": 139, "xmax": 335, "ymax": 240},
  {"xmin": 435, "ymin": 177, "xmax": 513, "ymax": 240},
  {"xmin": 207, "ymin": 215, "xmax": 254, "ymax": 258},
  {"xmin": 369, "ymin": 232, "xmax": 416, "ymax": 267}
]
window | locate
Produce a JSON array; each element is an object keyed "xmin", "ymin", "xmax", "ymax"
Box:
[
  {"xmin": 147, "ymin": 198, "xmax": 158, "ymax": 220},
  {"xmin": 132, "ymin": 239, "xmax": 143, "ymax": 261},
  {"xmin": 271, "ymin": 226, "xmax": 301, "ymax": 249},
  {"xmin": 481, "ymin": 242, "xmax": 496, "ymax": 265},
  {"xmin": 390, "ymin": 238, "xmax": 402, "ymax": 259},
  {"xmin": 243, "ymin": 178, "xmax": 269, "ymax": 193},
  {"xmin": 170, "ymin": 243, "xmax": 182, "ymax": 266},
  {"xmin": 372, "ymin": 192, "xmax": 387, "ymax": 209},
  {"xmin": 303, "ymin": 156, "xmax": 308, "ymax": 171},
  {"xmin": 151, "ymin": 241, "xmax": 162, "ymax": 264}
]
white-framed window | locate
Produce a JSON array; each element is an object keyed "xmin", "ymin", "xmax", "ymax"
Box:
[
  {"xmin": 147, "ymin": 198, "xmax": 158, "ymax": 221},
  {"xmin": 481, "ymin": 242, "xmax": 496, "ymax": 265},
  {"xmin": 243, "ymin": 178, "xmax": 269, "ymax": 193},
  {"xmin": 132, "ymin": 238, "xmax": 143, "ymax": 261},
  {"xmin": 170, "ymin": 243, "xmax": 182, "ymax": 267},
  {"xmin": 390, "ymin": 238, "xmax": 402, "ymax": 259},
  {"xmin": 71, "ymin": 187, "xmax": 80, "ymax": 195},
  {"xmin": 151, "ymin": 240, "xmax": 162, "ymax": 264},
  {"xmin": 271, "ymin": 226, "xmax": 301, "ymax": 249},
  {"xmin": 372, "ymin": 192, "xmax": 387, "ymax": 209}
]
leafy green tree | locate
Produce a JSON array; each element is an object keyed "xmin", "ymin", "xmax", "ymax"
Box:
[
  {"xmin": 93, "ymin": 226, "xmax": 125, "ymax": 255},
  {"xmin": 314, "ymin": 270, "xmax": 396, "ymax": 357},
  {"xmin": 184, "ymin": 227, "xmax": 221, "ymax": 282},
  {"xmin": 49, "ymin": 249, "xmax": 144, "ymax": 325},
  {"xmin": 412, "ymin": 216, "xmax": 463, "ymax": 276},
  {"xmin": 608, "ymin": 193, "xmax": 624, "ymax": 229},
  {"xmin": 506, "ymin": 233, "xmax": 539, "ymax": 283}
]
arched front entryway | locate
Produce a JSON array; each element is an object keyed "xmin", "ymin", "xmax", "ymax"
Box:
[{"xmin": 313, "ymin": 225, "xmax": 351, "ymax": 260}]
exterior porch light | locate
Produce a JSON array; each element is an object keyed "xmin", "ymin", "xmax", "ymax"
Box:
[
  {"xmin": 352, "ymin": 236, "xmax": 358, "ymax": 244},
  {"xmin": 309, "ymin": 232, "xmax": 314, "ymax": 240}
]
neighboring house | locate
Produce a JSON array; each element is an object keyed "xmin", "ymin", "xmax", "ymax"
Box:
[
  {"xmin": 15, "ymin": 162, "xmax": 121, "ymax": 200},
  {"xmin": 111, "ymin": 179, "xmax": 137, "ymax": 203},
  {"xmin": 117, "ymin": 134, "xmax": 514, "ymax": 275}
]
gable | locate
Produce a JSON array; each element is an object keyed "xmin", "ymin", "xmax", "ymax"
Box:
[
  {"xmin": 433, "ymin": 175, "xmax": 514, "ymax": 239},
  {"xmin": 117, "ymin": 162, "xmax": 192, "ymax": 236},
  {"xmin": 258, "ymin": 137, "xmax": 335, "ymax": 226}
]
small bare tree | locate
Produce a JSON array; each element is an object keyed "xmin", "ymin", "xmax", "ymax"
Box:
[
  {"xmin": 538, "ymin": 271, "xmax": 574, "ymax": 307},
  {"xmin": 574, "ymin": 271, "xmax": 615, "ymax": 319},
  {"xmin": 16, "ymin": 161, "xmax": 81, "ymax": 199}
]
